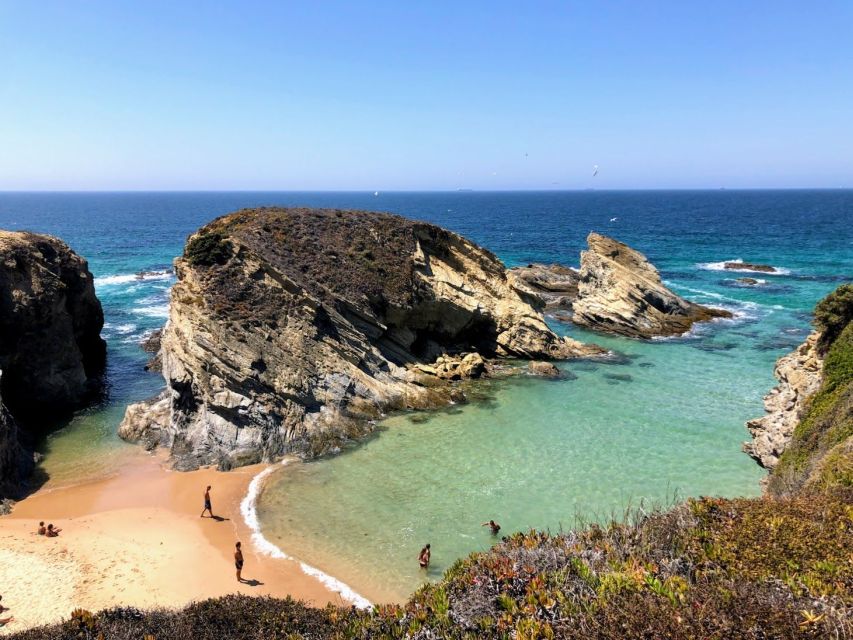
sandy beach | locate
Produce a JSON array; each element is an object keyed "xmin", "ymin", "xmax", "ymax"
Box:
[{"xmin": 0, "ymin": 452, "xmax": 342, "ymax": 634}]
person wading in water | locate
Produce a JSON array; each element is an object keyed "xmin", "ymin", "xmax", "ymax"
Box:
[{"xmin": 418, "ymin": 544, "xmax": 431, "ymax": 569}]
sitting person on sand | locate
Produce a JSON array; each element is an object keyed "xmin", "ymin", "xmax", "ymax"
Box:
[
  {"xmin": 37, "ymin": 521, "xmax": 46, "ymax": 535},
  {"xmin": 235, "ymin": 541, "xmax": 244, "ymax": 582},
  {"xmin": 482, "ymin": 519, "xmax": 501, "ymax": 535},
  {"xmin": 46, "ymin": 523, "xmax": 61, "ymax": 537},
  {"xmin": 418, "ymin": 544, "xmax": 431, "ymax": 569}
]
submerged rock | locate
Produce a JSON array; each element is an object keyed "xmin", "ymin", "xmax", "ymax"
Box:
[
  {"xmin": 572, "ymin": 232, "xmax": 732, "ymax": 338},
  {"xmin": 0, "ymin": 230, "xmax": 105, "ymax": 497},
  {"xmin": 724, "ymin": 261, "xmax": 777, "ymax": 273},
  {"xmin": 735, "ymin": 277, "xmax": 761, "ymax": 285},
  {"xmin": 509, "ymin": 263, "xmax": 579, "ymax": 312},
  {"xmin": 744, "ymin": 332, "xmax": 824, "ymax": 470},
  {"xmin": 527, "ymin": 360, "xmax": 562, "ymax": 378},
  {"xmin": 121, "ymin": 208, "xmax": 602, "ymax": 469}
]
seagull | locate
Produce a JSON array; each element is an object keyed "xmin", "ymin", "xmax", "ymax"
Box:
[
  {"xmin": 610, "ymin": 217, "xmax": 618, "ymax": 222},
  {"xmin": 593, "ymin": 165, "xmax": 599, "ymax": 177}
]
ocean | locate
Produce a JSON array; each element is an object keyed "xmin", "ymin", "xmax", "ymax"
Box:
[{"xmin": 1, "ymin": 190, "xmax": 851, "ymax": 603}]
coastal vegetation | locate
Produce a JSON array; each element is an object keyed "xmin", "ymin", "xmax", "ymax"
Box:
[{"xmin": 10, "ymin": 282, "xmax": 853, "ymax": 640}]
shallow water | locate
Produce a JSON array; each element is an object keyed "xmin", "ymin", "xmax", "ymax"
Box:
[{"xmin": 0, "ymin": 190, "xmax": 850, "ymax": 600}]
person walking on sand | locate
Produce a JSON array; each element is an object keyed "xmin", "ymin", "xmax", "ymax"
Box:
[
  {"xmin": 201, "ymin": 485, "xmax": 214, "ymax": 518},
  {"xmin": 482, "ymin": 519, "xmax": 501, "ymax": 535},
  {"xmin": 418, "ymin": 544, "xmax": 431, "ymax": 569},
  {"xmin": 235, "ymin": 541, "xmax": 244, "ymax": 582}
]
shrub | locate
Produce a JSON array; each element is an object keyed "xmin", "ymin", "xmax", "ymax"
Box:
[{"xmin": 185, "ymin": 231, "xmax": 231, "ymax": 266}]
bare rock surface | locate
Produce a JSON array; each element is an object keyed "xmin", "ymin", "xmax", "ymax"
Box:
[
  {"xmin": 743, "ymin": 332, "xmax": 824, "ymax": 469},
  {"xmin": 509, "ymin": 263, "xmax": 579, "ymax": 312},
  {"xmin": 121, "ymin": 208, "xmax": 603, "ymax": 469},
  {"xmin": 572, "ymin": 232, "xmax": 732, "ymax": 338},
  {"xmin": 724, "ymin": 261, "xmax": 777, "ymax": 273}
]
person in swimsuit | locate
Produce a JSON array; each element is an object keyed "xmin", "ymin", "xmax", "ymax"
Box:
[
  {"xmin": 234, "ymin": 541, "xmax": 244, "ymax": 582},
  {"xmin": 482, "ymin": 519, "xmax": 501, "ymax": 535},
  {"xmin": 418, "ymin": 544, "xmax": 431, "ymax": 569},
  {"xmin": 201, "ymin": 485, "xmax": 213, "ymax": 518},
  {"xmin": 46, "ymin": 524, "xmax": 61, "ymax": 537},
  {"xmin": 37, "ymin": 521, "xmax": 46, "ymax": 535}
]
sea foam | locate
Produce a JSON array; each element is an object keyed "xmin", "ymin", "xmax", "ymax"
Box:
[
  {"xmin": 239, "ymin": 461, "xmax": 373, "ymax": 609},
  {"xmin": 696, "ymin": 259, "xmax": 791, "ymax": 275},
  {"xmin": 95, "ymin": 270, "xmax": 174, "ymax": 287}
]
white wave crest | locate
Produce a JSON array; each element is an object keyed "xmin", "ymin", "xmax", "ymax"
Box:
[
  {"xmin": 95, "ymin": 270, "xmax": 174, "ymax": 287},
  {"xmin": 239, "ymin": 462, "xmax": 372, "ymax": 609},
  {"xmin": 132, "ymin": 304, "xmax": 170, "ymax": 318},
  {"xmin": 695, "ymin": 259, "xmax": 791, "ymax": 275}
]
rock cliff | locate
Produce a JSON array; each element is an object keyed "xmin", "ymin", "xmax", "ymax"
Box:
[
  {"xmin": 0, "ymin": 230, "xmax": 105, "ymax": 496},
  {"xmin": 743, "ymin": 332, "xmax": 824, "ymax": 469},
  {"xmin": 121, "ymin": 208, "xmax": 602, "ymax": 469},
  {"xmin": 572, "ymin": 232, "xmax": 731, "ymax": 338}
]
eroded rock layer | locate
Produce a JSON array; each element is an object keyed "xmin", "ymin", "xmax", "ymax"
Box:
[
  {"xmin": 122, "ymin": 208, "xmax": 602, "ymax": 469},
  {"xmin": 572, "ymin": 232, "xmax": 731, "ymax": 338}
]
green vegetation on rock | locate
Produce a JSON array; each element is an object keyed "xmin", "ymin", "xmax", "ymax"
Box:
[
  {"xmin": 184, "ymin": 231, "xmax": 232, "ymax": 266},
  {"xmin": 770, "ymin": 284, "xmax": 853, "ymax": 496}
]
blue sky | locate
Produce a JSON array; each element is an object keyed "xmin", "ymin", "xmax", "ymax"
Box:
[{"xmin": 0, "ymin": 1, "xmax": 851, "ymax": 190}]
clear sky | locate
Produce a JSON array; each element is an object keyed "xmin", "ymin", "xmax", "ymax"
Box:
[{"xmin": 0, "ymin": 1, "xmax": 851, "ymax": 190}]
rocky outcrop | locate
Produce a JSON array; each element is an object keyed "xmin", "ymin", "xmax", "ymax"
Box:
[
  {"xmin": 0, "ymin": 380, "xmax": 32, "ymax": 499},
  {"xmin": 724, "ymin": 261, "xmax": 777, "ymax": 273},
  {"xmin": 572, "ymin": 232, "xmax": 732, "ymax": 338},
  {"xmin": 509, "ymin": 263, "xmax": 579, "ymax": 312},
  {"xmin": 743, "ymin": 332, "xmax": 824, "ymax": 469},
  {"xmin": 121, "ymin": 208, "xmax": 602, "ymax": 469},
  {"xmin": 0, "ymin": 231, "xmax": 105, "ymax": 496},
  {"xmin": 141, "ymin": 329, "xmax": 163, "ymax": 372}
]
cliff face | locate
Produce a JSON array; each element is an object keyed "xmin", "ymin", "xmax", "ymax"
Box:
[
  {"xmin": 0, "ymin": 231, "xmax": 105, "ymax": 496},
  {"xmin": 121, "ymin": 208, "xmax": 601, "ymax": 470},
  {"xmin": 750, "ymin": 284, "xmax": 853, "ymax": 496},
  {"xmin": 572, "ymin": 232, "xmax": 731, "ymax": 338},
  {"xmin": 0, "ymin": 231, "xmax": 106, "ymax": 418},
  {"xmin": 743, "ymin": 332, "xmax": 824, "ymax": 469}
]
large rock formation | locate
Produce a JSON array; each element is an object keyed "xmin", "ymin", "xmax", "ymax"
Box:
[
  {"xmin": 572, "ymin": 232, "xmax": 731, "ymax": 338},
  {"xmin": 743, "ymin": 332, "xmax": 824, "ymax": 469},
  {"xmin": 121, "ymin": 208, "xmax": 602, "ymax": 470},
  {"xmin": 0, "ymin": 381, "xmax": 32, "ymax": 499},
  {"xmin": 0, "ymin": 231, "xmax": 105, "ymax": 496},
  {"xmin": 509, "ymin": 263, "xmax": 579, "ymax": 313}
]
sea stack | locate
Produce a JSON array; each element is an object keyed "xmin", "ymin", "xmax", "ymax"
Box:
[
  {"xmin": 572, "ymin": 232, "xmax": 732, "ymax": 338},
  {"xmin": 120, "ymin": 208, "xmax": 603, "ymax": 470},
  {"xmin": 0, "ymin": 231, "xmax": 106, "ymax": 497}
]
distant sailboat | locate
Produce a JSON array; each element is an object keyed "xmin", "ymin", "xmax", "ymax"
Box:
[{"xmin": 374, "ymin": 191, "xmax": 379, "ymax": 196}]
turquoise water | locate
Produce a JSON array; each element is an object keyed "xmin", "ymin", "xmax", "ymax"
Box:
[{"xmin": 0, "ymin": 191, "xmax": 850, "ymax": 598}]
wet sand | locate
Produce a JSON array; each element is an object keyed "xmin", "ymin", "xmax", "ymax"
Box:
[{"xmin": 0, "ymin": 452, "xmax": 342, "ymax": 633}]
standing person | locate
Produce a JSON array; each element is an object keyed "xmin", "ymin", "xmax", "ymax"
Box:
[
  {"xmin": 201, "ymin": 485, "xmax": 214, "ymax": 518},
  {"xmin": 234, "ymin": 541, "xmax": 244, "ymax": 582},
  {"xmin": 482, "ymin": 519, "xmax": 501, "ymax": 535},
  {"xmin": 418, "ymin": 544, "xmax": 431, "ymax": 569}
]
